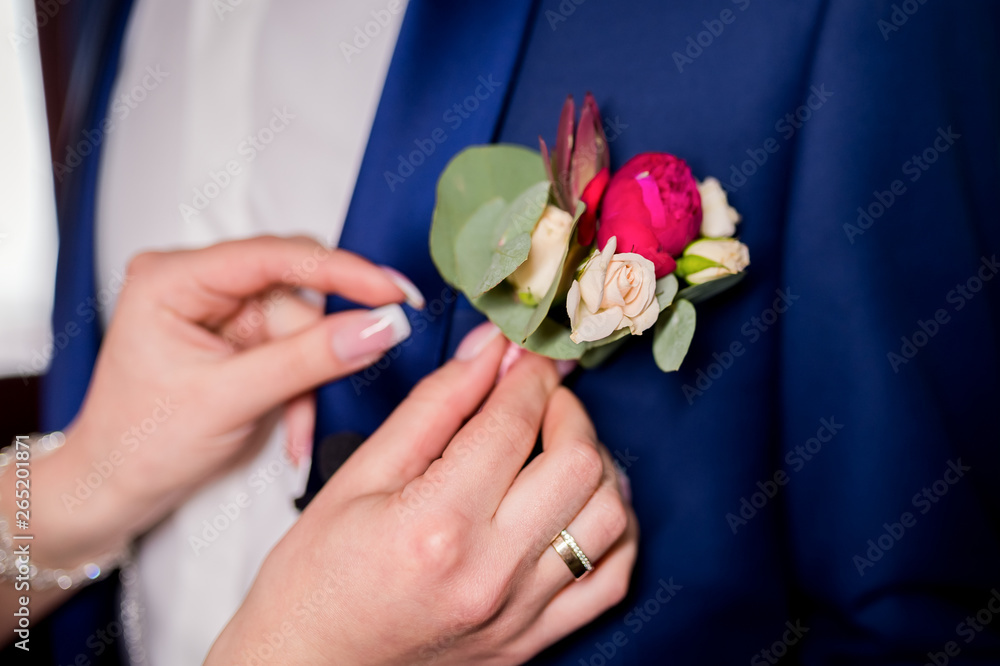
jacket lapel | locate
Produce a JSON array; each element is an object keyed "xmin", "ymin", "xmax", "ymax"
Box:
[{"xmin": 314, "ymin": 0, "xmax": 538, "ymax": 449}]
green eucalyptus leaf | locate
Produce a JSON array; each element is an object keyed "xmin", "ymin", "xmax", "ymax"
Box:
[
  {"xmin": 471, "ymin": 284, "xmax": 586, "ymax": 360},
  {"xmin": 652, "ymin": 299, "xmax": 696, "ymax": 372},
  {"xmin": 676, "ymin": 272, "xmax": 746, "ymax": 304},
  {"xmin": 655, "ymin": 273, "xmax": 679, "ymax": 312},
  {"xmin": 455, "ymin": 181, "xmax": 550, "ymax": 298},
  {"xmin": 471, "ymin": 283, "xmax": 532, "ymax": 343},
  {"xmin": 449, "ymin": 197, "xmax": 505, "ymax": 293},
  {"xmin": 430, "ymin": 145, "xmax": 547, "ymax": 288},
  {"xmin": 522, "ymin": 318, "xmax": 586, "ymax": 360}
]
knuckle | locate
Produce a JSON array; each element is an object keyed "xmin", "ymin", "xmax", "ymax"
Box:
[
  {"xmin": 606, "ymin": 571, "xmax": 631, "ymax": 607},
  {"xmin": 287, "ymin": 233, "xmax": 316, "ymax": 246},
  {"xmin": 253, "ymin": 233, "xmax": 282, "ymax": 245},
  {"xmin": 527, "ymin": 362, "xmax": 559, "ymax": 400},
  {"xmin": 284, "ymin": 332, "xmax": 315, "ymax": 376},
  {"xmin": 598, "ymin": 496, "xmax": 629, "ymax": 543},
  {"xmin": 518, "ymin": 354, "xmax": 559, "ymax": 391},
  {"xmin": 450, "ymin": 581, "xmax": 504, "ymax": 630},
  {"xmin": 494, "ymin": 408, "xmax": 536, "ymax": 453},
  {"xmin": 407, "ymin": 375, "xmax": 468, "ymax": 426},
  {"xmin": 563, "ymin": 440, "xmax": 604, "ymax": 493},
  {"xmin": 398, "ymin": 510, "xmax": 467, "ymax": 577},
  {"xmin": 125, "ymin": 251, "xmax": 160, "ymax": 281}
]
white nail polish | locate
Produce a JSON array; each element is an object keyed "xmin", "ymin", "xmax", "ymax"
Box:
[
  {"xmin": 361, "ymin": 303, "xmax": 412, "ymax": 347},
  {"xmin": 331, "ymin": 304, "xmax": 412, "ymax": 362},
  {"xmin": 381, "ymin": 266, "xmax": 426, "ymax": 310}
]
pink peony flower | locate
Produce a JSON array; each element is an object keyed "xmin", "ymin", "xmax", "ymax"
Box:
[{"xmin": 596, "ymin": 153, "xmax": 702, "ymax": 277}]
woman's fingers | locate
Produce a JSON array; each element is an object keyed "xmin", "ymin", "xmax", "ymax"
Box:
[
  {"xmin": 215, "ymin": 305, "xmax": 411, "ymax": 427},
  {"xmin": 515, "ymin": 510, "xmax": 638, "ymax": 656},
  {"xmin": 434, "ymin": 353, "xmax": 561, "ymax": 517},
  {"xmin": 515, "ymin": 440, "xmax": 637, "ymax": 655},
  {"xmin": 496, "ymin": 388, "xmax": 606, "ymax": 557},
  {"xmin": 522, "ymin": 432, "xmax": 633, "ymax": 597},
  {"xmin": 532, "ymin": 475, "xmax": 631, "ymax": 593},
  {"xmin": 217, "ymin": 286, "xmax": 323, "ymax": 350},
  {"xmin": 283, "ymin": 392, "xmax": 316, "ymax": 467},
  {"xmin": 327, "ymin": 322, "xmax": 507, "ymax": 501},
  {"xmin": 131, "ymin": 235, "xmax": 418, "ymax": 325}
]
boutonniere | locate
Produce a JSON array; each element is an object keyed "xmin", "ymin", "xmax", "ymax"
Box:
[{"xmin": 430, "ymin": 93, "xmax": 749, "ymax": 371}]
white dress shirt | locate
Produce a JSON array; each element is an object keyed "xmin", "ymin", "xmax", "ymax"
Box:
[{"xmin": 96, "ymin": 1, "xmax": 405, "ymax": 662}]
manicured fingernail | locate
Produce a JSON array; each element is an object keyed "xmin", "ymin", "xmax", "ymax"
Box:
[
  {"xmin": 285, "ymin": 434, "xmax": 307, "ymax": 468},
  {"xmin": 286, "ymin": 420, "xmax": 314, "ymax": 468},
  {"xmin": 616, "ymin": 465, "xmax": 632, "ymax": 504},
  {"xmin": 555, "ymin": 360, "xmax": 577, "ymax": 379},
  {"xmin": 381, "ymin": 266, "xmax": 425, "ymax": 310},
  {"xmin": 295, "ymin": 287, "xmax": 326, "ymax": 308},
  {"xmin": 332, "ymin": 304, "xmax": 411, "ymax": 362},
  {"xmin": 454, "ymin": 322, "xmax": 501, "ymax": 361},
  {"xmin": 497, "ymin": 342, "xmax": 524, "ymax": 379}
]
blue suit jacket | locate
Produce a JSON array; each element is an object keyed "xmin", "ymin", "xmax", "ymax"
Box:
[{"xmin": 39, "ymin": 1, "xmax": 1000, "ymax": 664}]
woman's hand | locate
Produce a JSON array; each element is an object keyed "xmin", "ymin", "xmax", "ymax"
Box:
[
  {"xmin": 25, "ymin": 235, "xmax": 417, "ymax": 570},
  {"xmin": 207, "ymin": 325, "xmax": 639, "ymax": 665}
]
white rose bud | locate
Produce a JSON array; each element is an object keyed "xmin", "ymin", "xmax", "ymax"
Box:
[
  {"xmin": 698, "ymin": 177, "xmax": 741, "ymax": 238},
  {"xmin": 683, "ymin": 238, "xmax": 750, "ymax": 285},
  {"xmin": 566, "ymin": 236, "xmax": 659, "ymax": 343},
  {"xmin": 508, "ymin": 204, "xmax": 576, "ymax": 305}
]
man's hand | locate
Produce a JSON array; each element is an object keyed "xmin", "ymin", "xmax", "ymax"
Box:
[{"xmin": 207, "ymin": 324, "xmax": 639, "ymax": 665}]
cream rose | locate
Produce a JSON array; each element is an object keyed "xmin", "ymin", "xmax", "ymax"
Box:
[
  {"xmin": 566, "ymin": 236, "xmax": 659, "ymax": 343},
  {"xmin": 683, "ymin": 238, "xmax": 750, "ymax": 284},
  {"xmin": 508, "ymin": 204, "xmax": 576, "ymax": 305},
  {"xmin": 698, "ymin": 177, "xmax": 741, "ymax": 238}
]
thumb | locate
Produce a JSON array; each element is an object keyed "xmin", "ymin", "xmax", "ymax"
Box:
[{"xmin": 217, "ymin": 304, "xmax": 411, "ymax": 426}]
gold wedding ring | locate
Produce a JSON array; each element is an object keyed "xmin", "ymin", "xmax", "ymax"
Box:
[{"xmin": 551, "ymin": 529, "xmax": 594, "ymax": 580}]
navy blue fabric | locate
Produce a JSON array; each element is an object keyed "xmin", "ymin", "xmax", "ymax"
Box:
[
  {"xmin": 39, "ymin": 1, "xmax": 134, "ymax": 663},
  {"xmin": 42, "ymin": 0, "xmax": 1000, "ymax": 663},
  {"xmin": 498, "ymin": 1, "xmax": 1000, "ymax": 663},
  {"xmin": 326, "ymin": 1, "xmax": 1000, "ymax": 663},
  {"xmin": 313, "ymin": 0, "xmax": 538, "ymax": 483},
  {"xmin": 42, "ymin": 0, "xmax": 132, "ymax": 433}
]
